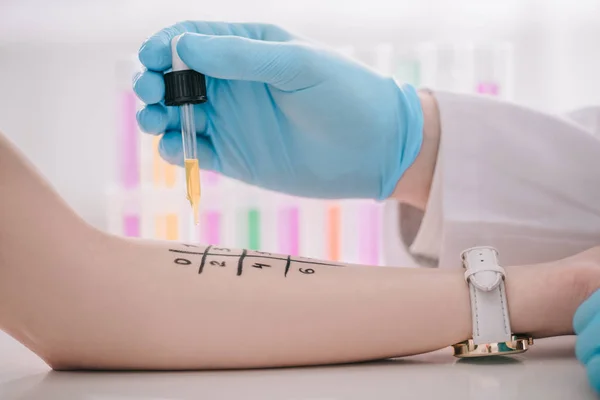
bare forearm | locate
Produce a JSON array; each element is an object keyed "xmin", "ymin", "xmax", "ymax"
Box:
[
  {"xmin": 72, "ymin": 241, "xmax": 473, "ymax": 369},
  {"xmin": 0, "ymin": 129, "xmax": 596, "ymax": 372},
  {"xmin": 1, "ymin": 235, "xmax": 587, "ymax": 370}
]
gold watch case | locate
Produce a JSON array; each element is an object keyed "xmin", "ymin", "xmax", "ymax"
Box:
[{"xmin": 452, "ymin": 334, "xmax": 534, "ymax": 358}]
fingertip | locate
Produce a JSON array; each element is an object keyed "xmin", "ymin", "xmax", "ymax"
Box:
[
  {"xmin": 159, "ymin": 131, "xmax": 217, "ymax": 170},
  {"xmin": 587, "ymin": 355, "xmax": 600, "ymax": 394},
  {"xmin": 176, "ymin": 32, "xmax": 196, "ymax": 52},
  {"xmin": 575, "ymin": 313, "xmax": 600, "ymax": 364},
  {"xmin": 132, "ymin": 71, "xmax": 141, "ymax": 86},
  {"xmin": 574, "ymin": 289, "xmax": 600, "ymax": 334},
  {"xmin": 138, "ymin": 38, "xmax": 172, "ymax": 71},
  {"xmin": 136, "ymin": 104, "xmax": 168, "ymax": 134},
  {"xmin": 196, "ymin": 135, "xmax": 219, "ymax": 171},
  {"xmin": 159, "ymin": 131, "xmax": 184, "ymax": 166},
  {"xmin": 193, "ymin": 103, "xmax": 209, "ymax": 133},
  {"xmin": 176, "ymin": 33, "xmax": 210, "ymax": 71},
  {"xmin": 133, "ymin": 71, "xmax": 165, "ymax": 105}
]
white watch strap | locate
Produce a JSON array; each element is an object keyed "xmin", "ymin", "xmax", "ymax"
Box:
[{"xmin": 461, "ymin": 246, "xmax": 512, "ymax": 345}]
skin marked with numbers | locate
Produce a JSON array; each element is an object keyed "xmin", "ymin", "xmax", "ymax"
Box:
[{"xmin": 168, "ymin": 244, "xmax": 343, "ymax": 277}]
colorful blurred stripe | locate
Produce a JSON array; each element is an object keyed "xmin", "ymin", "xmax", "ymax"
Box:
[
  {"xmin": 278, "ymin": 206, "xmax": 299, "ymax": 256},
  {"xmin": 327, "ymin": 204, "xmax": 341, "ymax": 261},
  {"xmin": 121, "ymin": 91, "xmax": 139, "ymax": 189}
]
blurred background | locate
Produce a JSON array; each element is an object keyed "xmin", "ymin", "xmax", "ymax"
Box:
[{"xmin": 1, "ymin": 0, "xmax": 599, "ymax": 265}]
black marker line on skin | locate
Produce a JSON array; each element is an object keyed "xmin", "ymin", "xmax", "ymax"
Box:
[
  {"xmin": 169, "ymin": 248, "xmax": 343, "ymax": 273},
  {"xmin": 169, "ymin": 249, "xmax": 205, "ymax": 256},
  {"xmin": 198, "ymin": 245, "xmax": 213, "ymax": 274},
  {"xmin": 284, "ymin": 255, "xmax": 291, "ymax": 277},
  {"xmin": 237, "ymin": 249, "xmax": 247, "ymax": 276}
]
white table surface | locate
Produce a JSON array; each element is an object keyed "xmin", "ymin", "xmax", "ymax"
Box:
[{"xmin": 1, "ymin": 332, "xmax": 597, "ymax": 400}]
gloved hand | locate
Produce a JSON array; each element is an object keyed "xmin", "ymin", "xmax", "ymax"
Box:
[
  {"xmin": 134, "ymin": 21, "xmax": 423, "ymax": 200},
  {"xmin": 574, "ymin": 289, "xmax": 600, "ymax": 394}
]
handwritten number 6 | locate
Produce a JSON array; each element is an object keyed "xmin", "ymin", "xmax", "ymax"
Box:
[{"xmin": 299, "ymin": 268, "xmax": 315, "ymax": 274}]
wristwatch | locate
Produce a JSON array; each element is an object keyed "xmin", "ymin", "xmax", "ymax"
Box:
[{"xmin": 452, "ymin": 246, "xmax": 534, "ymax": 358}]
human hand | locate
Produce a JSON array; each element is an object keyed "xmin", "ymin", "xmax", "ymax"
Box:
[
  {"xmin": 134, "ymin": 21, "xmax": 423, "ymax": 200},
  {"xmin": 575, "ymin": 288, "xmax": 600, "ymax": 395}
]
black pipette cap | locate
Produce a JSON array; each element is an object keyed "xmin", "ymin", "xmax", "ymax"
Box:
[{"xmin": 164, "ymin": 70, "xmax": 207, "ymax": 106}]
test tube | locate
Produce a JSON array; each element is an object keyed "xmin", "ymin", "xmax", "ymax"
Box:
[
  {"xmin": 277, "ymin": 194, "xmax": 300, "ymax": 256},
  {"xmin": 196, "ymin": 171, "xmax": 222, "ymax": 245},
  {"xmin": 473, "ymin": 42, "xmax": 513, "ymax": 99},
  {"xmin": 234, "ymin": 184, "xmax": 262, "ymax": 251},
  {"xmin": 357, "ymin": 201, "xmax": 382, "ymax": 265},
  {"xmin": 298, "ymin": 197, "xmax": 326, "ymax": 260},
  {"xmin": 319, "ymin": 44, "xmax": 359, "ymax": 262},
  {"xmin": 120, "ymin": 90, "xmax": 140, "ymax": 192},
  {"xmin": 417, "ymin": 42, "xmax": 475, "ymax": 93},
  {"xmin": 395, "ymin": 59, "xmax": 421, "ymax": 86},
  {"xmin": 155, "ymin": 213, "xmax": 179, "ymax": 241},
  {"xmin": 326, "ymin": 203, "xmax": 341, "ymax": 261},
  {"xmin": 123, "ymin": 213, "xmax": 140, "ymax": 237},
  {"xmin": 337, "ymin": 43, "xmax": 390, "ymax": 265},
  {"xmin": 417, "ymin": 41, "xmax": 513, "ymax": 98},
  {"xmin": 120, "ymin": 91, "xmax": 141, "ymax": 237},
  {"xmin": 150, "ymin": 136, "xmax": 181, "ymax": 240},
  {"xmin": 152, "ymin": 136, "xmax": 178, "ymax": 189},
  {"xmin": 114, "ymin": 55, "xmax": 141, "ymax": 238}
]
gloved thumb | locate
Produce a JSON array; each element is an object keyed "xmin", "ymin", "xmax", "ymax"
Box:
[{"xmin": 176, "ymin": 32, "xmax": 309, "ymax": 91}]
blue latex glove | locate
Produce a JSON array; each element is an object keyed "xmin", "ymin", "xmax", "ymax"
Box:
[
  {"xmin": 574, "ymin": 289, "xmax": 600, "ymax": 394},
  {"xmin": 134, "ymin": 21, "xmax": 423, "ymax": 200}
]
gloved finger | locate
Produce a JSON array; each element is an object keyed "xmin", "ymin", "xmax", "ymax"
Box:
[
  {"xmin": 136, "ymin": 104, "xmax": 170, "ymax": 135},
  {"xmin": 167, "ymin": 103, "xmax": 208, "ymax": 134},
  {"xmin": 192, "ymin": 21, "xmax": 295, "ymax": 41},
  {"xmin": 586, "ymin": 354, "xmax": 600, "ymax": 394},
  {"xmin": 575, "ymin": 313, "xmax": 600, "ymax": 364},
  {"xmin": 138, "ymin": 21, "xmax": 197, "ymax": 71},
  {"xmin": 133, "ymin": 70, "xmax": 165, "ymax": 105},
  {"xmin": 138, "ymin": 21, "xmax": 295, "ymax": 72},
  {"xmin": 137, "ymin": 104, "xmax": 207, "ymax": 135},
  {"xmin": 574, "ymin": 289, "xmax": 600, "ymax": 334},
  {"xmin": 159, "ymin": 130, "xmax": 218, "ymax": 171},
  {"xmin": 177, "ymin": 33, "xmax": 311, "ymax": 91}
]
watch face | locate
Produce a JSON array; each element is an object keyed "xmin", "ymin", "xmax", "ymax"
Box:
[{"xmin": 452, "ymin": 335, "xmax": 533, "ymax": 358}]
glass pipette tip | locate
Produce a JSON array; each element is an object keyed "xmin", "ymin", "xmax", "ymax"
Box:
[{"xmin": 181, "ymin": 103, "xmax": 201, "ymax": 225}]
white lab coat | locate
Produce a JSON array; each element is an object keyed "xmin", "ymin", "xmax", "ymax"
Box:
[{"xmin": 383, "ymin": 91, "xmax": 600, "ymax": 269}]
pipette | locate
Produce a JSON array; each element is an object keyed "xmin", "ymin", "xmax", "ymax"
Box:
[{"xmin": 164, "ymin": 35, "xmax": 208, "ymax": 225}]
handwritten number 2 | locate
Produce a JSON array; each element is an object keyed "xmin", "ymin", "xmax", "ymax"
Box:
[
  {"xmin": 210, "ymin": 261, "xmax": 226, "ymax": 267},
  {"xmin": 299, "ymin": 268, "xmax": 315, "ymax": 274}
]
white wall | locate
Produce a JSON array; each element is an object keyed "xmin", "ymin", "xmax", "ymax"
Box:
[
  {"xmin": 0, "ymin": 0, "xmax": 599, "ymax": 229},
  {"xmin": 0, "ymin": 44, "xmax": 128, "ymax": 228}
]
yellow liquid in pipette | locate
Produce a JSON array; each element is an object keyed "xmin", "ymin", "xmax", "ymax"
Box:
[{"xmin": 184, "ymin": 158, "xmax": 201, "ymax": 225}]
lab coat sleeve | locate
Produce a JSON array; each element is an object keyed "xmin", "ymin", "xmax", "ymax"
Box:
[{"xmin": 383, "ymin": 92, "xmax": 600, "ymax": 269}]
